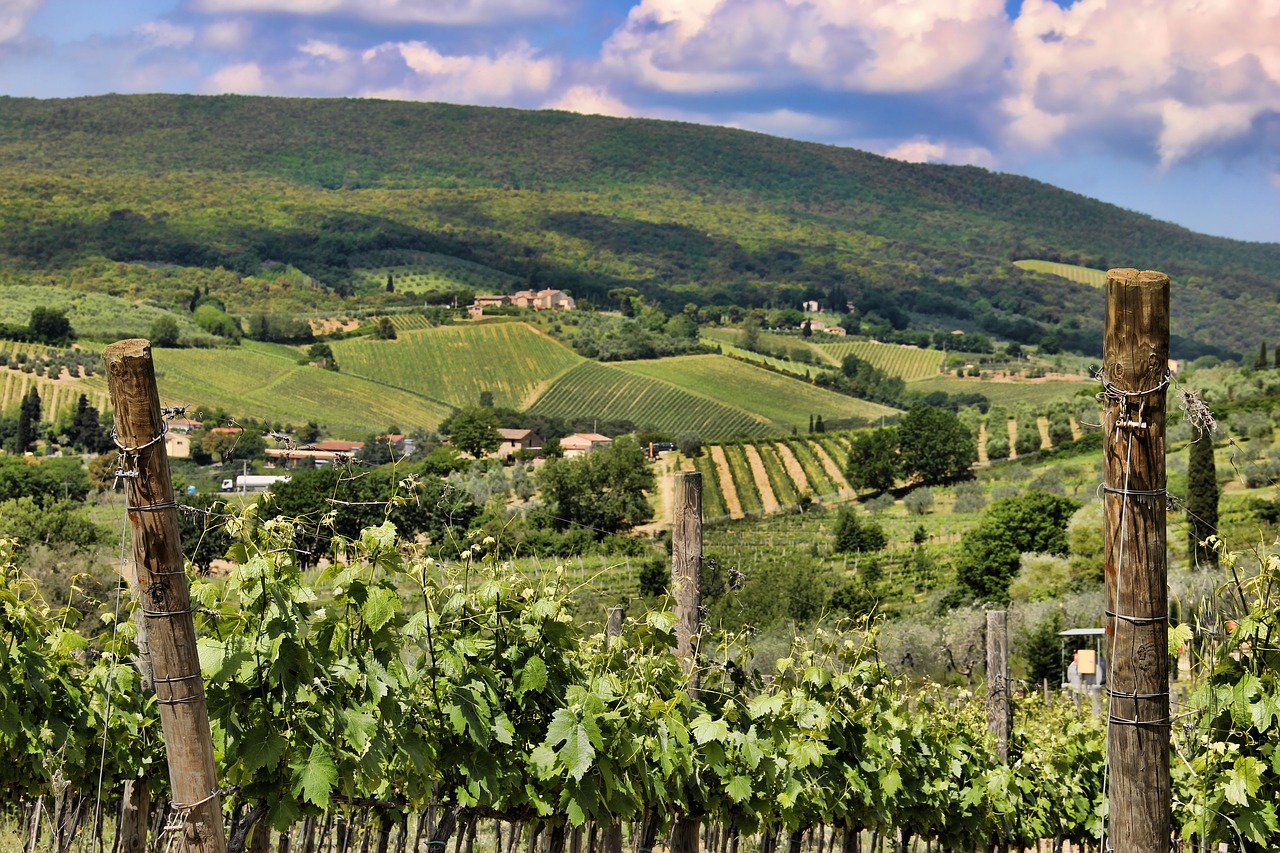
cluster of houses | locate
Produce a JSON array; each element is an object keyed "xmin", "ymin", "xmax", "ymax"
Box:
[
  {"xmin": 165, "ymin": 418, "xmax": 612, "ymax": 468},
  {"xmin": 469, "ymin": 288, "xmax": 576, "ymax": 317}
]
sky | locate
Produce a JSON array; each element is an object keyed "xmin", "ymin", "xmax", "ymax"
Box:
[{"xmin": 2, "ymin": 0, "xmax": 1278, "ymax": 244}]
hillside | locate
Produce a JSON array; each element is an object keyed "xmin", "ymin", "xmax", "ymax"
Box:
[{"xmin": 0, "ymin": 94, "xmax": 1276, "ymax": 359}]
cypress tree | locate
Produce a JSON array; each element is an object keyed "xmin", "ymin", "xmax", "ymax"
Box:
[
  {"xmin": 1186, "ymin": 434, "xmax": 1219, "ymax": 567},
  {"xmin": 1255, "ymin": 341, "xmax": 1268, "ymax": 370}
]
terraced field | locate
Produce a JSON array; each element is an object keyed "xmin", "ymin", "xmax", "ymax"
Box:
[
  {"xmin": 528, "ymin": 361, "xmax": 771, "ymax": 439},
  {"xmin": 0, "ymin": 369, "xmax": 109, "ymax": 422},
  {"xmin": 349, "ymin": 250, "xmax": 521, "ymax": 295},
  {"xmin": 333, "ymin": 322, "xmax": 583, "ymax": 410},
  {"xmin": 1013, "ymin": 259, "xmax": 1108, "ymax": 287},
  {"xmin": 152, "ymin": 342, "xmax": 454, "ymax": 436},
  {"xmin": 617, "ymin": 354, "xmax": 897, "ymax": 430}
]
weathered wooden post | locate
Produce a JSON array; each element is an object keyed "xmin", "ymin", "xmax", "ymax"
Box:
[
  {"xmin": 1101, "ymin": 269, "xmax": 1170, "ymax": 852},
  {"xmin": 671, "ymin": 472, "xmax": 702, "ymax": 853},
  {"xmin": 986, "ymin": 610, "xmax": 1010, "ymax": 762},
  {"xmin": 106, "ymin": 339, "xmax": 227, "ymax": 853}
]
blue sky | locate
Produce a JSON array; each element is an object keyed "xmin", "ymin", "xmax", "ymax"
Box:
[{"xmin": 3, "ymin": 0, "xmax": 1278, "ymax": 244}]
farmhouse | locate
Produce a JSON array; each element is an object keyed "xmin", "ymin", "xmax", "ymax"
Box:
[
  {"xmin": 265, "ymin": 438, "xmax": 366, "ymax": 468},
  {"xmin": 560, "ymin": 432, "xmax": 612, "ymax": 457},
  {"xmin": 470, "ymin": 288, "xmax": 576, "ymax": 317},
  {"xmin": 495, "ymin": 428, "xmax": 542, "ymax": 459}
]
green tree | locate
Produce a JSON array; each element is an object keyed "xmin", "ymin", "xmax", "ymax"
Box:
[
  {"xmin": 178, "ymin": 494, "xmax": 233, "ymax": 574},
  {"xmin": 372, "ymin": 316, "xmax": 397, "ymax": 340},
  {"xmin": 898, "ymin": 406, "xmax": 977, "ymax": 485},
  {"xmin": 1256, "ymin": 341, "xmax": 1269, "ymax": 370},
  {"xmin": 954, "ymin": 490, "xmax": 1079, "ymax": 603},
  {"xmin": 447, "ymin": 406, "xmax": 501, "ymax": 458},
  {"xmin": 676, "ymin": 431, "xmax": 703, "ymax": 458},
  {"xmin": 844, "ymin": 427, "xmax": 899, "ymax": 493},
  {"xmin": 70, "ymin": 394, "xmax": 112, "ymax": 454},
  {"xmin": 1024, "ymin": 611, "xmax": 1066, "ymax": 689},
  {"xmin": 306, "ymin": 342, "xmax": 338, "ymax": 371},
  {"xmin": 1186, "ymin": 434, "xmax": 1219, "ymax": 567},
  {"xmin": 12, "ymin": 387, "xmax": 40, "ymax": 454},
  {"xmin": 27, "ymin": 307, "xmax": 73, "ymax": 346},
  {"xmin": 200, "ymin": 428, "xmax": 266, "ymax": 466},
  {"xmin": 832, "ymin": 507, "xmax": 887, "ymax": 553},
  {"xmin": 537, "ymin": 436, "xmax": 654, "ymax": 535},
  {"xmin": 149, "ymin": 315, "xmax": 181, "ymax": 347}
]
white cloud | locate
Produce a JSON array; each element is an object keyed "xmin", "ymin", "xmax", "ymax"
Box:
[
  {"xmin": 725, "ymin": 108, "xmax": 850, "ymax": 140},
  {"xmin": 600, "ymin": 0, "xmax": 1007, "ymax": 94},
  {"xmin": 0, "ymin": 0, "xmax": 43, "ymax": 43},
  {"xmin": 201, "ymin": 19, "xmax": 252, "ymax": 52},
  {"xmin": 136, "ymin": 21, "xmax": 195, "ymax": 48},
  {"xmin": 546, "ymin": 85, "xmax": 635, "ymax": 118},
  {"xmin": 205, "ymin": 60, "xmax": 266, "ymax": 94},
  {"xmin": 1269, "ymin": 172, "xmax": 1280, "ymax": 193},
  {"xmin": 198, "ymin": 38, "xmax": 559, "ymax": 105},
  {"xmin": 1004, "ymin": 0, "xmax": 1280, "ymax": 166},
  {"xmin": 189, "ymin": 0, "xmax": 565, "ymax": 25},
  {"xmin": 883, "ymin": 137, "xmax": 996, "ymax": 168}
]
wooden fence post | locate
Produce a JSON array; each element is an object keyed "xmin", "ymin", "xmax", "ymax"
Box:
[
  {"xmin": 670, "ymin": 472, "xmax": 702, "ymax": 853},
  {"xmin": 986, "ymin": 610, "xmax": 1009, "ymax": 762},
  {"xmin": 1101, "ymin": 269, "xmax": 1171, "ymax": 852},
  {"xmin": 106, "ymin": 339, "xmax": 227, "ymax": 853}
]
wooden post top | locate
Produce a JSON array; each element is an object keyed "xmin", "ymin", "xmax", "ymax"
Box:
[{"xmin": 104, "ymin": 338, "xmax": 153, "ymax": 362}]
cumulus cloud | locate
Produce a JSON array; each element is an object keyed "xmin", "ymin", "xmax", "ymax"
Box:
[
  {"xmin": 725, "ymin": 108, "xmax": 851, "ymax": 141},
  {"xmin": 1004, "ymin": 0, "xmax": 1280, "ymax": 167},
  {"xmin": 600, "ymin": 0, "xmax": 1008, "ymax": 94},
  {"xmin": 883, "ymin": 137, "xmax": 996, "ymax": 168},
  {"xmin": 201, "ymin": 19, "xmax": 253, "ymax": 52},
  {"xmin": 206, "ymin": 60, "xmax": 267, "ymax": 94},
  {"xmin": 0, "ymin": 0, "xmax": 43, "ymax": 43},
  {"xmin": 546, "ymin": 85, "xmax": 635, "ymax": 118},
  {"xmin": 189, "ymin": 0, "xmax": 565, "ymax": 26},
  {"xmin": 199, "ymin": 37, "xmax": 559, "ymax": 105}
]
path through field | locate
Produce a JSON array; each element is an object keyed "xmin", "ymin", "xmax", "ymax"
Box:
[
  {"xmin": 744, "ymin": 444, "xmax": 780, "ymax": 513},
  {"xmin": 811, "ymin": 443, "xmax": 854, "ymax": 499},
  {"xmin": 636, "ymin": 453, "xmax": 679, "ymax": 534},
  {"xmin": 1007, "ymin": 419, "xmax": 1018, "ymax": 458},
  {"xmin": 775, "ymin": 442, "xmax": 811, "ymax": 494},
  {"xmin": 977, "ymin": 421, "xmax": 988, "ymax": 463},
  {"xmin": 710, "ymin": 445, "xmax": 745, "ymax": 519}
]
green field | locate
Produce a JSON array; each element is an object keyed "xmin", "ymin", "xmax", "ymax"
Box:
[
  {"xmin": 349, "ymin": 249, "xmax": 521, "ymax": 295},
  {"xmin": 911, "ymin": 375, "xmax": 1093, "ymax": 407},
  {"xmin": 1013, "ymin": 260, "xmax": 1109, "ymax": 287},
  {"xmin": 617, "ymin": 355, "xmax": 897, "ymax": 430},
  {"xmin": 152, "ymin": 341, "xmax": 453, "ymax": 436},
  {"xmin": 0, "ymin": 284, "xmax": 216, "ymax": 345},
  {"xmin": 333, "ymin": 321, "xmax": 583, "ymax": 410},
  {"xmin": 818, "ymin": 340, "xmax": 944, "ymax": 381},
  {"xmin": 528, "ymin": 361, "xmax": 772, "ymax": 439}
]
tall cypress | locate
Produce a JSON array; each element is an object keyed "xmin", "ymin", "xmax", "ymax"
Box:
[
  {"xmin": 1186, "ymin": 433, "xmax": 1219, "ymax": 567},
  {"xmin": 1256, "ymin": 341, "xmax": 1269, "ymax": 370}
]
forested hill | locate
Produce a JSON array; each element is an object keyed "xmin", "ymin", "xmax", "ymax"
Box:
[{"xmin": 0, "ymin": 93, "xmax": 1276, "ymax": 358}]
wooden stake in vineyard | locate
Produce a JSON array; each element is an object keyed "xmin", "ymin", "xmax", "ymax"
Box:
[
  {"xmin": 1101, "ymin": 270, "xmax": 1170, "ymax": 852},
  {"xmin": 986, "ymin": 611, "xmax": 1009, "ymax": 763},
  {"xmin": 670, "ymin": 472, "xmax": 703, "ymax": 853},
  {"xmin": 106, "ymin": 339, "xmax": 227, "ymax": 853}
]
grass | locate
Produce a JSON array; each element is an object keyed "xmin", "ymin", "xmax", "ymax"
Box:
[
  {"xmin": 151, "ymin": 341, "xmax": 454, "ymax": 436},
  {"xmin": 0, "ymin": 284, "xmax": 216, "ymax": 345},
  {"xmin": 819, "ymin": 340, "xmax": 944, "ymax": 381},
  {"xmin": 616, "ymin": 354, "xmax": 898, "ymax": 430},
  {"xmin": 332, "ymin": 321, "xmax": 584, "ymax": 410},
  {"xmin": 693, "ymin": 453, "xmax": 730, "ymax": 521},
  {"xmin": 722, "ymin": 443, "xmax": 764, "ymax": 516},
  {"xmin": 784, "ymin": 438, "xmax": 838, "ymax": 500},
  {"xmin": 1013, "ymin": 260, "xmax": 1108, "ymax": 288},
  {"xmin": 755, "ymin": 442, "xmax": 799, "ymax": 506}
]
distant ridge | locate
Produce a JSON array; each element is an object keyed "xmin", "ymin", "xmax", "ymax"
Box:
[{"xmin": 0, "ymin": 93, "xmax": 1274, "ymax": 358}]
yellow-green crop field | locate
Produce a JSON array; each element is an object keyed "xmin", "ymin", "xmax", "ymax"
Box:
[
  {"xmin": 527, "ymin": 360, "xmax": 772, "ymax": 439},
  {"xmin": 617, "ymin": 355, "xmax": 897, "ymax": 430},
  {"xmin": 817, "ymin": 340, "xmax": 944, "ymax": 381},
  {"xmin": 1013, "ymin": 259, "xmax": 1108, "ymax": 287},
  {"xmin": 152, "ymin": 342, "xmax": 453, "ymax": 436},
  {"xmin": 333, "ymin": 322, "xmax": 583, "ymax": 410}
]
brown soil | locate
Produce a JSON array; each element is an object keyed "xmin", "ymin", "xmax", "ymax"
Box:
[
  {"xmin": 709, "ymin": 444, "xmax": 744, "ymax": 519},
  {"xmin": 743, "ymin": 444, "xmax": 779, "ymax": 513},
  {"xmin": 775, "ymin": 443, "xmax": 811, "ymax": 494},
  {"xmin": 810, "ymin": 442, "xmax": 854, "ymax": 499}
]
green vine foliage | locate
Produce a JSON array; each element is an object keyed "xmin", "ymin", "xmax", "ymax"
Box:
[
  {"xmin": 1173, "ymin": 541, "xmax": 1280, "ymax": 850},
  {"xmin": 6, "ymin": 515, "xmax": 1280, "ymax": 850}
]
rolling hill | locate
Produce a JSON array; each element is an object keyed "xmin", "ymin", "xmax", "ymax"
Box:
[{"xmin": 0, "ymin": 94, "xmax": 1276, "ymax": 360}]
